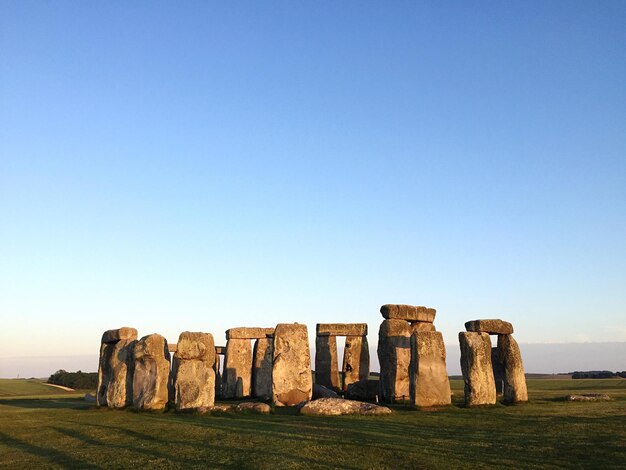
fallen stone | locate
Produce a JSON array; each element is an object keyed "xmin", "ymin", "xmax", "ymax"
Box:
[
  {"xmin": 133, "ymin": 334, "xmax": 171, "ymax": 410},
  {"xmin": 313, "ymin": 383, "xmax": 340, "ymax": 399},
  {"xmin": 84, "ymin": 392, "xmax": 96, "ymax": 403},
  {"xmin": 459, "ymin": 332, "xmax": 496, "ymax": 406},
  {"xmin": 171, "ymin": 332, "xmax": 216, "ymax": 410},
  {"xmin": 465, "ymin": 319, "xmax": 513, "ymax": 335},
  {"xmin": 377, "ymin": 319, "xmax": 411, "ymax": 403},
  {"xmin": 410, "ymin": 322, "xmax": 436, "ymax": 332},
  {"xmin": 497, "ymin": 334, "xmax": 528, "ymax": 404},
  {"xmin": 209, "ymin": 404, "xmax": 234, "ymax": 412},
  {"xmin": 222, "ymin": 338, "xmax": 253, "ymax": 398},
  {"xmin": 345, "ymin": 379, "xmax": 378, "ymax": 401},
  {"xmin": 272, "ymin": 323, "xmax": 313, "ymax": 406},
  {"xmin": 298, "ymin": 398, "xmax": 392, "ymax": 416},
  {"xmin": 380, "ymin": 304, "xmax": 436, "ymax": 323},
  {"xmin": 342, "ymin": 335, "xmax": 370, "ymax": 391},
  {"xmin": 315, "ymin": 335, "xmax": 340, "ymax": 391},
  {"xmin": 409, "ymin": 331, "xmax": 451, "ymax": 407},
  {"xmin": 101, "ymin": 327, "xmax": 138, "ymax": 344},
  {"xmin": 236, "ymin": 402, "xmax": 272, "ymax": 414},
  {"xmin": 226, "ymin": 327, "xmax": 275, "ymax": 340},
  {"xmin": 567, "ymin": 394, "xmax": 611, "ymax": 402},
  {"xmin": 316, "ymin": 323, "xmax": 368, "ymax": 336},
  {"xmin": 252, "ymin": 337, "xmax": 274, "ymax": 400}
]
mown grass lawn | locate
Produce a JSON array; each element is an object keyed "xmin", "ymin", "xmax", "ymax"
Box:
[{"xmin": 0, "ymin": 378, "xmax": 624, "ymax": 469}]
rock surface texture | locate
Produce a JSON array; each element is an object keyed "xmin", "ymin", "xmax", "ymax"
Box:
[
  {"xmin": 298, "ymin": 398, "xmax": 392, "ymax": 416},
  {"xmin": 133, "ymin": 334, "xmax": 171, "ymax": 410},
  {"xmin": 411, "ymin": 322, "xmax": 436, "ymax": 333},
  {"xmin": 272, "ymin": 323, "xmax": 313, "ymax": 406},
  {"xmin": 315, "ymin": 335, "xmax": 340, "ymax": 391},
  {"xmin": 252, "ymin": 337, "xmax": 274, "ymax": 400},
  {"xmin": 171, "ymin": 331, "xmax": 216, "ymax": 410},
  {"xmin": 316, "ymin": 323, "xmax": 368, "ymax": 336},
  {"xmin": 497, "ymin": 334, "xmax": 528, "ymax": 404},
  {"xmin": 409, "ymin": 331, "xmax": 452, "ymax": 407},
  {"xmin": 226, "ymin": 327, "xmax": 275, "ymax": 340},
  {"xmin": 459, "ymin": 332, "xmax": 496, "ymax": 406},
  {"xmin": 345, "ymin": 379, "xmax": 379, "ymax": 401},
  {"xmin": 222, "ymin": 338, "xmax": 253, "ymax": 398},
  {"xmin": 312, "ymin": 383, "xmax": 340, "ymax": 399},
  {"xmin": 380, "ymin": 304, "xmax": 436, "ymax": 323},
  {"xmin": 465, "ymin": 319, "xmax": 513, "ymax": 335},
  {"xmin": 378, "ymin": 319, "xmax": 412, "ymax": 403},
  {"xmin": 97, "ymin": 327, "xmax": 138, "ymax": 408},
  {"xmin": 342, "ymin": 335, "xmax": 370, "ymax": 391}
]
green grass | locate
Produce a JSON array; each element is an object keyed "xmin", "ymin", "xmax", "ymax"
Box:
[
  {"xmin": 0, "ymin": 379, "xmax": 87, "ymax": 399},
  {"xmin": 0, "ymin": 378, "xmax": 625, "ymax": 469}
]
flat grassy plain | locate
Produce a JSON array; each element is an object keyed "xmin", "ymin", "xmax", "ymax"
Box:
[{"xmin": 0, "ymin": 378, "xmax": 624, "ymax": 469}]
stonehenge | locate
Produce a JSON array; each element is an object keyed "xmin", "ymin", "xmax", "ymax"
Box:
[
  {"xmin": 170, "ymin": 332, "xmax": 216, "ymax": 410},
  {"xmin": 133, "ymin": 334, "xmax": 171, "ymax": 410},
  {"xmin": 409, "ymin": 331, "xmax": 451, "ymax": 407},
  {"xmin": 272, "ymin": 323, "xmax": 313, "ymax": 406},
  {"xmin": 459, "ymin": 319, "xmax": 528, "ymax": 406},
  {"xmin": 97, "ymin": 327, "xmax": 137, "ymax": 408},
  {"xmin": 315, "ymin": 323, "xmax": 369, "ymax": 393}
]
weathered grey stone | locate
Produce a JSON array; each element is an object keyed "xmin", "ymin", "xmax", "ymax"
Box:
[
  {"xmin": 132, "ymin": 334, "xmax": 171, "ymax": 410},
  {"xmin": 298, "ymin": 398, "xmax": 392, "ymax": 416},
  {"xmin": 222, "ymin": 338, "xmax": 252, "ymax": 398},
  {"xmin": 567, "ymin": 394, "xmax": 611, "ymax": 402},
  {"xmin": 272, "ymin": 323, "xmax": 313, "ymax": 406},
  {"xmin": 316, "ymin": 323, "xmax": 368, "ymax": 336},
  {"xmin": 377, "ymin": 319, "xmax": 411, "ymax": 403},
  {"xmin": 380, "ymin": 304, "xmax": 436, "ymax": 323},
  {"xmin": 97, "ymin": 327, "xmax": 138, "ymax": 408},
  {"xmin": 498, "ymin": 334, "xmax": 528, "ymax": 404},
  {"xmin": 492, "ymin": 347, "xmax": 504, "ymax": 395},
  {"xmin": 171, "ymin": 332, "xmax": 216, "ymax": 410},
  {"xmin": 236, "ymin": 402, "xmax": 272, "ymax": 414},
  {"xmin": 409, "ymin": 331, "xmax": 451, "ymax": 407},
  {"xmin": 345, "ymin": 379, "xmax": 379, "ymax": 401},
  {"xmin": 342, "ymin": 336, "xmax": 369, "ymax": 391},
  {"xmin": 168, "ymin": 344, "xmax": 177, "ymax": 353},
  {"xmin": 226, "ymin": 327, "xmax": 275, "ymax": 340},
  {"xmin": 459, "ymin": 332, "xmax": 496, "ymax": 406},
  {"xmin": 101, "ymin": 327, "xmax": 138, "ymax": 344},
  {"xmin": 411, "ymin": 321, "xmax": 436, "ymax": 332},
  {"xmin": 465, "ymin": 319, "xmax": 513, "ymax": 335},
  {"xmin": 315, "ymin": 335, "xmax": 340, "ymax": 391},
  {"xmin": 210, "ymin": 404, "xmax": 234, "ymax": 412},
  {"xmin": 313, "ymin": 383, "xmax": 340, "ymax": 399},
  {"xmin": 252, "ymin": 337, "xmax": 274, "ymax": 400}
]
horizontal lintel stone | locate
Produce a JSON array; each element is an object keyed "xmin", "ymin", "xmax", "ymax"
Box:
[
  {"xmin": 215, "ymin": 346, "xmax": 226, "ymax": 355},
  {"xmin": 101, "ymin": 327, "xmax": 138, "ymax": 344},
  {"xmin": 226, "ymin": 327, "xmax": 275, "ymax": 340},
  {"xmin": 380, "ymin": 304, "xmax": 436, "ymax": 323},
  {"xmin": 465, "ymin": 319, "xmax": 513, "ymax": 335},
  {"xmin": 316, "ymin": 323, "xmax": 368, "ymax": 337}
]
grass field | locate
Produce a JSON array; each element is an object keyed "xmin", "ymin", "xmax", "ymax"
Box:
[{"xmin": 1, "ymin": 378, "xmax": 625, "ymax": 469}]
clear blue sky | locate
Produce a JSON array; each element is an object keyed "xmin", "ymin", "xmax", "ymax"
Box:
[{"xmin": 1, "ymin": 2, "xmax": 625, "ymax": 372}]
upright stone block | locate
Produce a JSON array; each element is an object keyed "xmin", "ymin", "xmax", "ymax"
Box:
[
  {"xmin": 498, "ymin": 334, "xmax": 528, "ymax": 404},
  {"xmin": 171, "ymin": 332, "xmax": 216, "ymax": 410},
  {"xmin": 213, "ymin": 353, "xmax": 222, "ymax": 399},
  {"xmin": 222, "ymin": 338, "xmax": 252, "ymax": 398},
  {"xmin": 342, "ymin": 336, "xmax": 370, "ymax": 391},
  {"xmin": 272, "ymin": 323, "xmax": 312, "ymax": 406},
  {"xmin": 97, "ymin": 327, "xmax": 138, "ymax": 408},
  {"xmin": 133, "ymin": 334, "xmax": 171, "ymax": 410},
  {"xmin": 252, "ymin": 337, "xmax": 274, "ymax": 400},
  {"xmin": 315, "ymin": 335, "xmax": 340, "ymax": 391},
  {"xmin": 411, "ymin": 322, "xmax": 436, "ymax": 333},
  {"xmin": 409, "ymin": 331, "xmax": 451, "ymax": 407},
  {"xmin": 492, "ymin": 347, "xmax": 504, "ymax": 395},
  {"xmin": 459, "ymin": 332, "xmax": 496, "ymax": 406},
  {"xmin": 377, "ymin": 319, "xmax": 411, "ymax": 403}
]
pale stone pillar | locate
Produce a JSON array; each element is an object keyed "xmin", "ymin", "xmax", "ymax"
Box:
[
  {"xmin": 252, "ymin": 337, "xmax": 274, "ymax": 400},
  {"xmin": 272, "ymin": 323, "xmax": 312, "ymax": 406},
  {"xmin": 498, "ymin": 334, "xmax": 528, "ymax": 404},
  {"xmin": 171, "ymin": 331, "xmax": 216, "ymax": 410},
  {"xmin": 342, "ymin": 335, "xmax": 369, "ymax": 391},
  {"xmin": 377, "ymin": 319, "xmax": 411, "ymax": 403},
  {"xmin": 133, "ymin": 334, "xmax": 171, "ymax": 410},
  {"xmin": 222, "ymin": 339, "xmax": 253, "ymax": 398},
  {"xmin": 459, "ymin": 332, "xmax": 496, "ymax": 406},
  {"xmin": 97, "ymin": 327, "xmax": 138, "ymax": 408},
  {"xmin": 315, "ymin": 335, "xmax": 340, "ymax": 391},
  {"xmin": 409, "ymin": 331, "xmax": 451, "ymax": 407}
]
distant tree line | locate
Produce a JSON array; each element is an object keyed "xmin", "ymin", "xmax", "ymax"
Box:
[
  {"xmin": 571, "ymin": 370, "xmax": 626, "ymax": 379},
  {"xmin": 47, "ymin": 370, "xmax": 98, "ymax": 389}
]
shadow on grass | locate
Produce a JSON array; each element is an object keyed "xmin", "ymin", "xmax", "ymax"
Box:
[{"xmin": 0, "ymin": 397, "xmax": 91, "ymax": 410}]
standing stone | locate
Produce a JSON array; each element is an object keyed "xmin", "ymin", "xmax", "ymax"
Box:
[
  {"xmin": 223, "ymin": 338, "xmax": 252, "ymax": 398},
  {"xmin": 342, "ymin": 336, "xmax": 370, "ymax": 391},
  {"xmin": 133, "ymin": 334, "xmax": 171, "ymax": 410},
  {"xmin": 498, "ymin": 334, "xmax": 528, "ymax": 404},
  {"xmin": 459, "ymin": 332, "xmax": 496, "ymax": 406},
  {"xmin": 377, "ymin": 319, "xmax": 411, "ymax": 403},
  {"xmin": 252, "ymin": 337, "xmax": 274, "ymax": 400},
  {"xmin": 492, "ymin": 347, "xmax": 504, "ymax": 395},
  {"xmin": 409, "ymin": 331, "xmax": 451, "ymax": 407},
  {"xmin": 171, "ymin": 332, "xmax": 216, "ymax": 410},
  {"xmin": 272, "ymin": 323, "xmax": 312, "ymax": 406},
  {"xmin": 315, "ymin": 335, "xmax": 340, "ymax": 391},
  {"xmin": 97, "ymin": 327, "xmax": 138, "ymax": 408},
  {"xmin": 213, "ymin": 353, "xmax": 222, "ymax": 398}
]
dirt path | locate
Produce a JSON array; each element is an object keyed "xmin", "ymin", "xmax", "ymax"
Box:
[{"xmin": 43, "ymin": 383, "xmax": 75, "ymax": 392}]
